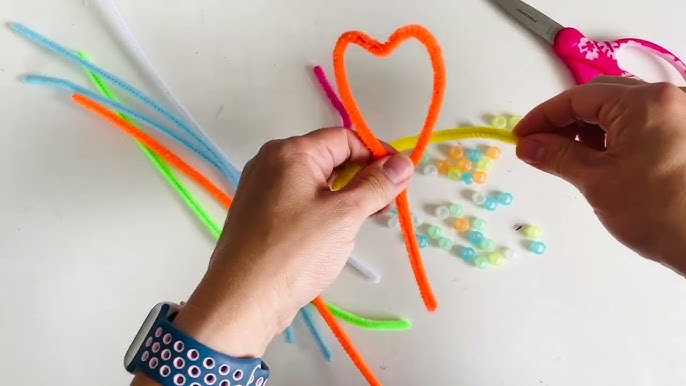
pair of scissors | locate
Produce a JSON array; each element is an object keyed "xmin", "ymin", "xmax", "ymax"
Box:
[{"xmin": 492, "ymin": 0, "xmax": 686, "ymax": 84}]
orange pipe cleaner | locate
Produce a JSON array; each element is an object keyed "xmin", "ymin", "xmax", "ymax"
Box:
[
  {"xmin": 72, "ymin": 93, "xmax": 380, "ymax": 385},
  {"xmin": 333, "ymin": 25, "xmax": 446, "ymax": 312}
]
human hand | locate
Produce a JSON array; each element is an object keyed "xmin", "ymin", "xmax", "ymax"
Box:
[
  {"xmin": 514, "ymin": 76, "xmax": 686, "ymax": 275},
  {"xmin": 172, "ymin": 127, "xmax": 414, "ymax": 358}
]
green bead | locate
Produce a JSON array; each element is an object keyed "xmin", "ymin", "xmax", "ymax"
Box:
[
  {"xmin": 448, "ymin": 204, "xmax": 463, "ymax": 217},
  {"xmin": 420, "ymin": 153, "xmax": 432, "ymax": 164},
  {"xmin": 481, "ymin": 238, "xmax": 496, "ymax": 252},
  {"xmin": 474, "ymin": 256, "xmax": 489, "ymax": 269},
  {"xmin": 438, "ymin": 237, "xmax": 454, "ymax": 250},
  {"xmin": 471, "ymin": 217, "xmax": 487, "ymax": 231},
  {"xmin": 428, "ymin": 226, "xmax": 442, "ymax": 239},
  {"xmin": 491, "ymin": 115, "xmax": 508, "ymax": 129},
  {"xmin": 448, "ymin": 168, "xmax": 462, "ymax": 181},
  {"xmin": 488, "ymin": 251, "xmax": 505, "ymax": 266},
  {"xmin": 476, "ymin": 158, "xmax": 494, "ymax": 171},
  {"xmin": 524, "ymin": 225, "xmax": 542, "ymax": 239}
]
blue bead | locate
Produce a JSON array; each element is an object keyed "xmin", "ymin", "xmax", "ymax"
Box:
[
  {"xmin": 459, "ymin": 246, "xmax": 477, "ymax": 263},
  {"xmin": 467, "ymin": 149, "xmax": 483, "ymax": 163},
  {"xmin": 417, "ymin": 234, "xmax": 430, "ymax": 248},
  {"xmin": 529, "ymin": 241, "xmax": 546, "ymax": 255},
  {"xmin": 468, "ymin": 230, "xmax": 484, "ymax": 245},
  {"xmin": 483, "ymin": 197, "xmax": 498, "ymax": 211},
  {"xmin": 461, "ymin": 172, "xmax": 474, "ymax": 185},
  {"xmin": 498, "ymin": 192, "xmax": 514, "ymax": 205}
]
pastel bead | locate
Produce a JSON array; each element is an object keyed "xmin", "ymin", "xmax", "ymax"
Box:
[
  {"xmin": 502, "ymin": 247, "xmax": 518, "ymax": 261},
  {"xmin": 448, "ymin": 146, "xmax": 464, "ymax": 160},
  {"xmin": 471, "ymin": 217, "xmax": 487, "ymax": 231},
  {"xmin": 467, "ymin": 149, "xmax": 483, "ymax": 163},
  {"xmin": 476, "ymin": 158, "xmax": 494, "ymax": 171},
  {"xmin": 507, "ymin": 115, "xmax": 522, "ymax": 130},
  {"xmin": 428, "ymin": 226, "xmax": 442, "ymax": 239},
  {"xmin": 390, "ymin": 207, "xmax": 398, "ymax": 215},
  {"xmin": 491, "ymin": 115, "xmax": 508, "ymax": 129},
  {"xmin": 438, "ymin": 237, "xmax": 454, "ymax": 250},
  {"xmin": 453, "ymin": 218, "xmax": 470, "ymax": 233},
  {"xmin": 483, "ymin": 197, "xmax": 498, "ymax": 211},
  {"xmin": 448, "ymin": 167, "xmax": 462, "ymax": 181},
  {"xmin": 472, "ymin": 192, "xmax": 486, "ymax": 206},
  {"xmin": 416, "ymin": 234, "xmax": 430, "ymax": 248},
  {"xmin": 474, "ymin": 255, "xmax": 489, "ymax": 269},
  {"xmin": 529, "ymin": 240, "xmax": 546, "ymax": 255},
  {"xmin": 481, "ymin": 238, "xmax": 496, "ymax": 252},
  {"xmin": 468, "ymin": 230, "xmax": 484, "ymax": 245},
  {"xmin": 497, "ymin": 192, "xmax": 514, "ymax": 205},
  {"xmin": 473, "ymin": 171, "xmax": 487, "ymax": 184},
  {"xmin": 461, "ymin": 172, "xmax": 475, "ymax": 185},
  {"xmin": 459, "ymin": 247, "xmax": 477, "ymax": 263},
  {"xmin": 387, "ymin": 217, "xmax": 400, "ymax": 229},
  {"xmin": 435, "ymin": 206, "xmax": 450, "ymax": 220},
  {"xmin": 524, "ymin": 225, "xmax": 542, "ymax": 239},
  {"xmin": 437, "ymin": 160, "xmax": 451, "ymax": 174},
  {"xmin": 488, "ymin": 251, "xmax": 505, "ymax": 266},
  {"xmin": 411, "ymin": 214, "xmax": 423, "ymax": 227},
  {"xmin": 420, "ymin": 153, "xmax": 432, "ymax": 164},
  {"xmin": 448, "ymin": 203, "xmax": 464, "ymax": 217},
  {"xmin": 456, "ymin": 158, "xmax": 473, "ymax": 172},
  {"xmin": 485, "ymin": 146, "xmax": 502, "ymax": 160},
  {"xmin": 423, "ymin": 164, "xmax": 438, "ymax": 177}
]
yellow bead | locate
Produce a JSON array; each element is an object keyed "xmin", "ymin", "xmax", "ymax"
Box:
[
  {"xmin": 488, "ymin": 252, "xmax": 505, "ymax": 266},
  {"xmin": 456, "ymin": 158, "xmax": 472, "ymax": 172},
  {"xmin": 448, "ymin": 146, "xmax": 464, "ymax": 160},
  {"xmin": 473, "ymin": 171, "xmax": 487, "ymax": 184},
  {"xmin": 507, "ymin": 115, "xmax": 522, "ymax": 130},
  {"xmin": 476, "ymin": 158, "xmax": 494, "ymax": 171},
  {"xmin": 524, "ymin": 225, "xmax": 542, "ymax": 240},
  {"xmin": 453, "ymin": 218, "xmax": 470, "ymax": 233},
  {"xmin": 485, "ymin": 146, "xmax": 502, "ymax": 160},
  {"xmin": 437, "ymin": 160, "xmax": 451, "ymax": 174},
  {"xmin": 448, "ymin": 167, "xmax": 462, "ymax": 181},
  {"xmin": 491, "ymin": 115, "xmax": 508, "ymax": 129}
]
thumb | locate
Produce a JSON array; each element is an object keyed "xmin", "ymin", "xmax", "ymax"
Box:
[
  {"xmin": 516, "ymin": 133, "xmax": 600, "ymax": 187},
  {"xmin": 338, "ymin": 153, "xmax": 414, "ymax": 217}
]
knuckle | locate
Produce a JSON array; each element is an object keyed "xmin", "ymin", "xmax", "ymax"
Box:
[
  {"xmin": 648, "ymin": 82, "xmax": 684, "ymax": 110},
  {"xmin": 258, "ymin": 138, "xmax": 309, "ymax": 162}
]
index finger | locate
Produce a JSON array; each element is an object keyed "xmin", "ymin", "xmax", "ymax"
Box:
[{"xmin": 514, "ymin": 82, "xmax": 629, "ymax": 137}]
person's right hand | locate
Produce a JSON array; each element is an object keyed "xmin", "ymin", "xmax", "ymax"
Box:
[{"xmin": 514, "ymin": 77, "xmax": 686, "ymax": 275}]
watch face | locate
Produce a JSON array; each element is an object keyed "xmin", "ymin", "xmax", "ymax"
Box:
[{"xmin": 124, "ymin": 302, "xmax": 179, "ymax": 372}]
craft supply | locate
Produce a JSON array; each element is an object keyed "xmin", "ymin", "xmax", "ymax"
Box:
[
  {"xmin": 423, "ymin": 164, "xmax": 438, "ymax": 176},
  {"xmin": 313, "ymin": 66, "xmax": 353, "ymax": 128},
  {"xmin": 453, "ymin": 218, "xmax": 470, "ymax": 233},
  {"xmin": 502, "ymin": 247, "xmax": 517, "ymax": 261},
  {"xmin": 476, "ymin": 158, "xmax": 494, "ymax": 171},
  {"xmin": 334, "ymin": 24, "xmax": 446, "ymax": 312},
  {"xmin": 481, "ymin": 238, "xmax": 496, "ymax": 252},
  {"xmin": 497, "ymin": 192, "xmax": 514, "ymax": 205},
  {"xmin": 483, "ymin": 197, "xmax": 498, "ymax": 211},
  {"xmin": 97, "ymin": 0, "xmax": 241, "ymax": 185},
  {"xmin": 474, "ymin": 255, "xmax": 489, "ymax": 269},
  {"xmin": 435, "ymin": 206, "xmax": 450, "ymax": 220},
  {"xmin": 416, "ymin": 234, "xmax": 430, "ymax": 248},
  {"xmin": 428, "ymin": 226, "xmax": 442, "ymax": 239},
  {"xmin": 459, "ymin": 246, "xmax": 477, "ymax": 263},
  {"xmin": 485, "ymin": 146, "xmax": 502, "ymax": 160},
  {"xmin": 301, "ymin": 306, "xmax": 334, "ymax": 362},
  {"xmin": 437, "ymin": 160, "xmax": 451, "ymax": 174},
  {"xmin": 346, "ymin": 254, "xmax": 382, "ymax": 284},
  {"xmin": 387, "ymin": 217, "xmax": 400, "ymax": 229},
  {"xmin": 472, "ymin": 192, "xmax": 487, "ymax": 206},
  {"xmin": 438, "ymin": 237, "xmax": 453, "ymax": 250},
  {"xmin": 326, "ymin": 303, "xmax": 412, "ymax": 331},
  {"xmin": 523, "ymin": 225, "xmax": 542, "ymax": 239},
  {"xmin": 471, "ymin": 218, "xmax": 487, "ymax": 232},
  {"xmin": 448, "ymin": 145, "xmax": 464, "ymax": 160},
  {"xmin": 448, "ymin": 168, "xmax": 462, "ymax": 181},
  {"xmin": 284, "ymin": 326, "xmax": 295, "ymax": 344},
  {"xmin": 467, "ymin": 149, "xmax": 483, "ymax": 163},
  {"xmin": 508, "ymin": 115, "xmax": 522, "ymax": 130},
  {"xmin": 411, "ymin": 214, "xmax": 423, "ymax": 227},
  {"xmin": 473, "ymin": 171, "xmax": 487, "ymax": 184},
  {"xmin": 491, "ymin": 115, "xmax": 508, "ymax": 129},
  {"xmin": 420, "ymin": 153, "xmax": 432, "ymax": 164},
  {"xmin": 456, "ymin": 158, "xmax": 472, "ymax": 172},
  {"xmin": 448, "ymin": 203, "xmax": 463, "ymax": 217},
  {"xmin": 468, "ymin": 230, "xmax": 484, "ymax": 245},
  {"xmin": 461, "ymin": 172, "xmax": 475, "ymax": 185},
  {"xmin": 488, "ymin": 251, "xmax": 505, "ymax": 266},
  {"xmin": 529, "ymin": 241, "xmax": 547, "ymax": 255}
]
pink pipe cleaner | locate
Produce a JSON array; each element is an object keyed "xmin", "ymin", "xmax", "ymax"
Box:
[{"xmin": 313, "ymin": 65, "xmax": 352, "ymax": 129}]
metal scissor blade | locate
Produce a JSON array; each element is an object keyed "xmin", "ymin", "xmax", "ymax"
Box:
[{"xmin": 491, "ymin": 0, "xmax": 564, "ymax": 45}]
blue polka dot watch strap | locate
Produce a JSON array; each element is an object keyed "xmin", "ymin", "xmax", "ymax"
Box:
[{"xmin": 128, "ymin": 304, "xmax": 270, "ymax": 386}]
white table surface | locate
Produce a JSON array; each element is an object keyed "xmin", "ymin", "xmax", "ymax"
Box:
[{"xmin": 2, "ymin": 0, "xmax": 686, "ymax": 385}]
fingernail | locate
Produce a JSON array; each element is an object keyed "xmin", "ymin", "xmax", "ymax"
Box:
[
  {"xmin": 517, "ymin": 139, "xmax": 545, "ymax": 165},
  {"xmin": 382, "ymin": 154, "xmax": 414, "ymax": 183}
]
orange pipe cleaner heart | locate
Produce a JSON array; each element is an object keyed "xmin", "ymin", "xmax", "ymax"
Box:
[{"xmin": 333, "ymin": 25, "xmax": 446, "ymax": 312}]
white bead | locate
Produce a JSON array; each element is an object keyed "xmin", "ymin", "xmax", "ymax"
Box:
[
  {"xmin": 411, "ymin": 214, "xmax": 423, "ymax": 227},
  {"xmin": 503, "ymin": 247, "xmax": 518, "ymax": 262},
  {"xmin": 435, "ymin": 206, "xmax": 450, "ymax": 220},
  {"xmin": 423, "ymin": 164, "xmax": 438, "ymax": 177},
  {"xmin": 472, "ymin": 192, "xmax": 486, "ymax": 205},
  {"xmin": 387, "ymin": 217, "xmax": 400, "ymax": 229}
]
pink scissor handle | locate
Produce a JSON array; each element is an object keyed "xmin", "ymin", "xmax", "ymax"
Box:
[{"xmin": 552, "ymin": 27, "xmax": 628, "ymax": 85}]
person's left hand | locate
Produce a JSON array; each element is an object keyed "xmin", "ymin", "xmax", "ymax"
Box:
[{"xmin": 172, "ymin": 127, "xmax": 414, "ymax": 358}]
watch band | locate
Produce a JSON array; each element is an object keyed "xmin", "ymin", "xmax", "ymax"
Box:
[{"xmin": 130, "ymin": 304, "xmax": 269, "ymax": 386}]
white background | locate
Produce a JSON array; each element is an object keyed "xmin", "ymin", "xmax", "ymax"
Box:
[{"xmin": 2, "ymin": 0, "xmax": 686, "ymax": 385}]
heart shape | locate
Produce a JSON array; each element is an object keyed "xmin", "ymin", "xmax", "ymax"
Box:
[{"xmin": 333, "ymin": 25, "xmax": 447, "ymax": 312}]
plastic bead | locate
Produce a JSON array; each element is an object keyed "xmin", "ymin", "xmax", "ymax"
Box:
[
  {"xmin": 448, "ymin": 204, "xmax": 464, "ymax": 217},
  {"xmin": 488, "ymin": 251, "xmax": 505, "ymax": 266},
  {"xmin": 448, "ymin": 168, "xmax": 462, "ymax": 181},
  {"xmin": 485, "ymin": 146, "xmax": 502, "ymax": 160},
  {"xmin": 428, "ymin": 226, "xmax": 442, "ymax": 239},
  {"xmin": 502, "ymin": 247, "xmax": 517, "ymax": 261},
  {"xmin": 476, "ymin": 158, "xmax": 494, "ymax": 171},
  {"xmin": 497, "ymin": 192, "xmax": 514, "ymax": 205},
  {"xmin": 459, "ymin": 246, "xmax": 477, "ymax": 263},
  {"xmin": 420, "ymin": 153, "xmax": 432, "ymax": 164},
  {"xmin": 387, "ymin": 217, "xmax": 400, "ymax": 229},
  {"xmin": 411, "ymin": 214, "xmax": 423, "ymax": 227},
  {"xmin": 438, "ymin": 237, "xmax": 454, "ymax": 251},
  {"xmin": 491, "ymin": 115, "xmax": 508, "ymax": 129},
  {"xmin": 390, "ymin": 207, "xmax": 398, "ymax": 215},
  {"xmin": 474, "ymin": 255, "xmax": 489, "ymax": 269},
  {"xmin": 416, "ymin": 234, "xmax": 430, "ymax": 248},
  {"xmin": 481, "ymin": 238, "xmax": 496, "ymax": 252},
  {"xmin": 471, "ymin": 217, "xmax": 487, "ymax": 231},
  {"xmin": 467, "ymin": 149, "xmax": 483, "ymax": 163},
  {"xmin": 435, "ymin": 206, "xmax": 450, "ymax": 220},
  {"xmin": 472, "ymin": 192, "xmax": 486, "ymax": 206},
  {"xmin": 456, "ymin": 158, "xmax": 472, "ymax": 172},
  {"xmin": 523, "ymin": 225, "xmax": 542, "ymax": 240},
  {"xmin": 461, "ymin": 172, "xmax": 475, "ymax": 185},
  {"xmin": 468, "ymin": 230, "xmax": 484, "ymax": 245},
  {"xmin": 448, "ymin": 146, "xmax": 464, "ymax": 160},
  {"xmin": 473, "ymin": 171, "xmax": 488, "ymax": 184},
  {"xmin": 453, "ymin": 218, "xmax": 470, "ymax": 233},
  {"xmin": 437, "ymin": 160, "xmax": 451, "ymax": 174},
  {"xmin": 423, "ymin": 164, "xmax": 438, "ymax": 177},
  {"xmin": 483, "ymin": 197, "xmax": 498, "ymax": 211},
  {"xmin": 507, "ymin": 115, "xmax": 522, "ymax": 130},
  {"xmin": 529, "ymin": 240, "xmax": 546, "ymax": 255}
]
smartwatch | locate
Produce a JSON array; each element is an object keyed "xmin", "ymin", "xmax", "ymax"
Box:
[{"xmin": 124, "ymin": 302, "xmax": 270, "ymax": 386}]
